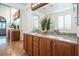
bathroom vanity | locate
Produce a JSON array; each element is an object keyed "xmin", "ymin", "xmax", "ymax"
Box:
[{"xmin": 23, "ymin": 33, "xmax": 78, "ymax": 56}]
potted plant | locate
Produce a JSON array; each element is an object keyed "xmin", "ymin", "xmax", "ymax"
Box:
[
  {"xmin": 41, "ymin": 17, "xmax": 51, "ymax": 34},
  {"xmin": 11, "ymin": 23, "xmax": 16, "ymax": 29}
]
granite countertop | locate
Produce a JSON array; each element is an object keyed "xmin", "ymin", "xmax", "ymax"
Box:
[{"xmin": 26, "ymin": 32, "xmax": 78, "ymax": 44}]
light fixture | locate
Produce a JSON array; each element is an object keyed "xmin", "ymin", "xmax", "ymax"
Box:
[
  {"xmin": 32, "ymin": 3, "xmax": 39, "ymax": 8},
  {"xmin": 34, "ymin": 4, "xmax": 38, "ymax": 6},
  {"xmin": 31, "ymin": 3, "xmax": 48, "ymax": 10}
]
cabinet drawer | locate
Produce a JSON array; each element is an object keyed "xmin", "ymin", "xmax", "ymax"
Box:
[
  {"xmin": 33, "ymin": 36, "xmax": 39, "ymax": 42},
  {"xmin": 33, "ymin": 41, "xmax": 39, "ymax": 47},
  {"xmin": 33, "ymin": 47, "xmax": 39, "ymax": 56}
]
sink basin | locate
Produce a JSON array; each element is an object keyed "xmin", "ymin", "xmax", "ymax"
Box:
[
  {"xmin": 47, "ymin": 35, "xmax": 64, "ymax": 39},
  {"xmin": 31, "ymin": 33, "xmax": 37, "ymax": 35},
  {"xmin": 56, "ymin": 37, "xmax": 64, "ymax": 39}
]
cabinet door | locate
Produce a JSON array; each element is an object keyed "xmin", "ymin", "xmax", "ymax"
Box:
[
  {"xmin": 51, "ymin": 40, "xmax": 55, "ymax": 56},
  {"xmin": 39, "ymin": 38, "xmax": 51, "ymax": 56},
  {"xmin": 55, "ymin": 41, "xmax": 64, "ymax": 56},
  {"xmin": 27, "ymin": 35, "xmax": 33, "ymax": 55},
  {"xmin": 23, "ymin": 34, "xmax": 28, "ymax": 52},
  {"xmin": 55, "ymin": 41, "xmax": 76, "ymax": 56},
  {"xmin": 78, "ymin": 45, "xmax": 79, "ymax": 56},
  {"xmin": 64, "ymin": 42, "xmax": 76, "ymax": 56},
  {"xmin": 12, "ymin": 31, "xmax": 20, "ymax": 41},
  {"xmin": 33, "ymin": 36, "xmax": 39, "ymax": 56}
]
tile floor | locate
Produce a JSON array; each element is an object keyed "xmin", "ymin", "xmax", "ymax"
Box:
[{"xmin": 0, "ymin": 36, "xmax": 27, "ymax": 56}]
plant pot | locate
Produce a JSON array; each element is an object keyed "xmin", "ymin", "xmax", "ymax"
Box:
[{"xmin": 41, "ymin": 29, "xmax": 48, "ymax": 34}]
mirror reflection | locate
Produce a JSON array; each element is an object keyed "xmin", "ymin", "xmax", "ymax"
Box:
[{"xmin": 32, "ymin": 3, "xmax": 77, "ymax": 34}]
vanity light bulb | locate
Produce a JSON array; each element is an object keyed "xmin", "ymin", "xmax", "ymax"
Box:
[
  {"xmin": 32, "ymin": 5, "xmax": 35, "ymax": 7},
  {"xmin": 34, "ymin": 4, "xmax": 38, "ymax": 6}
]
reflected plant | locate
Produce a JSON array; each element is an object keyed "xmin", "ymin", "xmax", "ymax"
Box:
[
  {"xmin": 41, "ymin": 17, "xmax": 51, "ymax": 31},
  {"xmin": 46, "ymin": 18, "xmax": 50, "ymax": 30},
  {"xmin": 11, "ymin": 23, "xmax": 16, "ymax": 29},
  {"xmin": 41, "ymin": 17, "xmax": 47, "ymax": 30}
]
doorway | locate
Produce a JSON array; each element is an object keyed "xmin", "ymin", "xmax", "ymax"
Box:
[
  {"xmin": 0, "ymin": 16, "xmax": 6, "ymax": 48},
  {"xmin": 0, "ymin": 4, "xmax": 10, "ymax": 50}
]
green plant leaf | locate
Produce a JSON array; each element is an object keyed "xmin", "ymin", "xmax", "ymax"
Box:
[
  {"xmin": 46, "ymin": 18, "xmax": 50, "ymax": 30},
  {"xmin": 41, "ymin": 17, "xmax": 51, "ymax": 31}
]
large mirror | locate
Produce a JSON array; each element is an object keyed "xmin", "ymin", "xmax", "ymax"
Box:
[{"xmin": 32, "ymin": 3, "xmax": 77, "ymax": 34}]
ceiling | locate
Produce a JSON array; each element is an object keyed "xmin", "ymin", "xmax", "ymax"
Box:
[
  {"xmin": 34, "ymin": 3, "xmax": 73, "ymax": 15},
  {"xmin": 1, "ymin": 3, "xmax": 74, "ymax": 14},
  {"xmin": 2, "ymin": 3, "xmax": 28, "ymax": 10}
]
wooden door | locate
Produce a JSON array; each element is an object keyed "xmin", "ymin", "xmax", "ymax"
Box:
[
  {"xmin": 55, "ymin": 40, "xmax": 76, "ymax": 56},
  {"xmin": 27, "ymin": 35, "xmax": 33, "ymax": 55},
  {"xmin": 39, "ymin": 37, "xmax": 51, "ymax": 56},
  {"xmin": 64, "ymin": 42, "xmax": 76, "ymax": 56},
  {"xmin": 51, "ymin": 40, "xmax": 55, "ymax": 56},
  {"xmin": 55, "ymin": 41, "xmax": 64, "ymax": 56}
]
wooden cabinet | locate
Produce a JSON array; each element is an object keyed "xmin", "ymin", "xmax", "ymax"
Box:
[
  {"xmin": 8, "ymin": 30, "xmax": 20, "ymax": 41},
  {"xmin": 23, "ymin": 34, "xmax": 28, "ymax": 52},
  {"xmin": 39, "ymin": 38, "xmax": 51, "ymax": 56},
  {"xmin": 33, "ymin": 36, "xmax": 39, "ymax": 56},
  {"xmin": 12, "ymin": 31, "xmax": 20, "ymax": 41},
  {"xmin": 53, "ymin": 40, "xmax": 76, "ymax": 56},
  {"xmin": 78, "ymin": 45, "xmax": 79, "ymax": 55},
  {"xmin": 23, "ymin": 33, "xmax": 78, "ymax": 56},
  {"xmin": 27, "ymin": 35, "xmax": 33, "ymax": 55}
]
